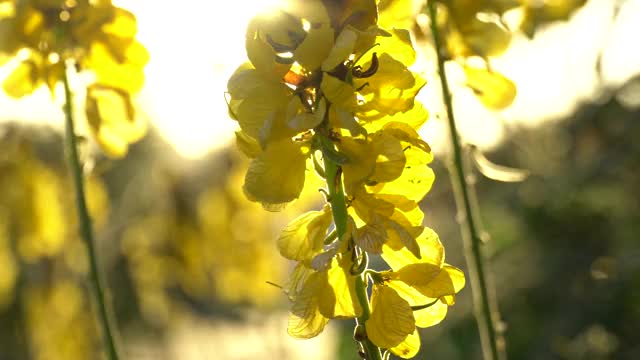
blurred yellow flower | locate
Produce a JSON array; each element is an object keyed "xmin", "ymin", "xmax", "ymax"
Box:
[{"xmin": 0, "ymin": 0, "xmax": 148, "ymax": 157}]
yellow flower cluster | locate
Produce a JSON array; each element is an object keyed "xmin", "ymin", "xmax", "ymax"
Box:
[
  {"xmin": 227, "ymin": 0, "xmax": 464, "ymax": 357},
  {"xmin": 426, "ymin": 0, "xmax": 585, "ymax": 110},
  {"xmin": 0, "ymin": 0, "xmax": 148, "ymax": 157}
]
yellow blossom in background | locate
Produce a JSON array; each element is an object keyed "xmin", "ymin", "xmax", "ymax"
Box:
[
  {"xmin": 0, "ymin": 0, "xmax": 148, "ymax": 157},
  {"xmin": 0, "ymin": 130, "xmax": 109, "ymax": 359},
  {"xmin": 378, "ymin": 0, "xmax": 587, "ymax": 111}
]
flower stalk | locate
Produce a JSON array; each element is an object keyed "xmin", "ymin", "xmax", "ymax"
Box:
[
  {"xmin": 426, "ymin": 2, "xmax": 505, "ymax": 360},
  {"xmin": 322, "ymin": 146, "xmax": 382, "ymax": 360},
  {"xmin": 62, "ymin": 66, "xmax": 121, "ymax": 360}
]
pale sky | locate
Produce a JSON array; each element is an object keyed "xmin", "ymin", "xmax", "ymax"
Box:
[{"xmin": 0, "ymin": 0, "xmax": 638, "ymax": 158}]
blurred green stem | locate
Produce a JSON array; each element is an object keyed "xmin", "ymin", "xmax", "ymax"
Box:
[
  {"xmin": 62, "ymin": 66, "xmax": 121, "ymax": 360},
  {"xmin": 427, "ymin": 2, "xmax": 505, "ymax": 360},
  {"xmin": 322, "ymin": 147, "xmax": 382, "ymax": 360}
]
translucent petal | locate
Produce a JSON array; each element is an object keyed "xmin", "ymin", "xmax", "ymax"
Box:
[
  {"xmin": 288, "ymin": 272, "xmax": 330, "ymax": 339},
  {"xmin": 361, "ymin": 101, "xmax": 429, "ymax": 133},
  {"xmin": 412, "ymin": 264, "xmax": 465, "ymax": 299},
  {"xmin": 233, "ymin": 75, "xmax": 292, "ymax": 142},
  {"xmin": 376, "ymin": 28, "xmax": 416, "ymax": 66},
  {"xmin": 461, "ymin": 19, "xmax": 512, "ymax": 57},
  {"xmin": 387, "ymin": 278, "xmax": 452, "ymax": 327},
  {"xmin": 382, "ymin": 227, "xmax": 444, "ymax": 271},
  {"xmin": 387, "ymin": 278, "xmax": 429, "ymax": 306},
  {"xmin": 389, "ymin": 329, "xmax": 421, "ymax": 359},
  {"xmin": 370, "ymin": 123, "xmax": 435, "ymax": 202},
  {"xmin": 277, "ymin": 207, "xmax": 332, "ymax": 261},
  {"xmin": 339, "ymin": 137, "xmax": 375, "ymax": 193},
  {"xmin": 287, "ymin": 97, "xmax": 325, "ymax": 131},
  {"xmin": 234, "ymin": 131, "xmax": 261, "ymax": 158},
  {"xmin": 294, "ymin": 24, "xmax": 334, "ymax": 71},
  {"xmin": 321, "ymin": 74, "xmax": 358, "ymax": 111},
  {"xmin": 464, "ymin": 66, "xmax": 517, "ymax": 110},
  {"xmin": 86, "ymin": 42, "xmax": 145, "ymax": 93},
  {"xmin": 366, "ymin": 285, "xmax": 415, "ymax": 348},
  {"xmin": 3, "ymin": 59, "xmax": 40, "ymax": 98},
  {"xmin": 102, "ymin": 7, "xmax": 137, "ymax": 39},
  {"xmin": 356, "ymin": 54, "xmax": 425, "ymax": 115},
  {"xmin": 386, "ymin": 219, "xmax": 422, "ymax": 259},
  {"xmin": 85, "ymin": 86, "xmax": 146, "ymax": 158},
  {"xmin": 369, "ymin": 131, "xmax": 406, "ymax": 184},
  {"xmin": 392, "ymin": 261, "xmax": 442, "ymax": 288},
  {"xmin": 414, "ymin": 299, "xmax": 448, "ymax": 328},
  {"xmin": 322, "ymin": 27, "xmax": 357, "ymax": 71},
  {"xmin": 284, "ymin": 262, "xmax": 313, "ymax": 301},
  {"xmin": 246, "ymin": 19, "xmax": 291, "ymax": 80},
  {"xmin": 243, "ymin": 138, "xmax": 308, "ymax": 210},
  {"xmin": 351, "ymin": 188, "xmax": 395, "ymax": 223},
  {"xmin": 356, "ymin": 218, "xmax": 387, "ymax": 254},
  {"xmin": 378, "ymin": 0, "xmax": 416, "ymax": 30},
  {"xmin": 285, "ymin": 0, "xmax": 331, "ymax": 25},
  {"xmin": 318, "ymin": 255, "xmax": 363, "ymax": 318},
  {"xmin": 328, "ymin": 106, "xmax": 365, "ymax": 136}
]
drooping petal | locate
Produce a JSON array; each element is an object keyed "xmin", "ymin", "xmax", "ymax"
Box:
[
  {"xmin": 284, "ymin": 262, "xmax": 314, "ymax": 301},
  {"xmin": 355, "ymin": 53, "xmax": 425, "ymax": 115},
  {"xmin": 243, "ymin": 138, "xmax": 308, "ymax": 211},
  {"xmin": 246, "ymin": 18, "xmax": 291, "ymax": 80},
  {"xmin": 321, "ymin": 74, "xmax": 358, "ymax": 111},
  {"xmin": 464, "ymin": 66, "xmax": 517, "ymax": 110},
  {"xmin": 414, "ymin": 299, "xmax": 449, "ymax": 328},
  {"xmin": 389, "ymin": 329, "xmax": 421, "ymax": 359},
  {"xmin": 322, "ymin": 26, "xmax": 357, "ymax": 71},
  {"xmin": 293, "ymin": 24, "xmax": 334, "ymax": 71},
  {"xmin": 356, "ymin": 218, "xmax": 387, "ymax": 254},
  {"xmin": 288, "ymin": 272, "xmax": 330, "ymax": 339},
  {"xmin": 385, "ymin": 219, "xmax": 422, "ymax": 259},
  {"xmin": 85, "ymin": 86, "xmax": 146, "ymax": 158},
  {"xmin": 277, "ymin": 206, "xmax": 332, "ymax": 261},
  {"xmin": 228, "ymin": 66, "xmax": 293, "ymax": 142},
  {"xmin": 369, "ymin": 131, "xmax": 406, "ymax": 184},
  {"xmin": 339, "ymin": 137, "xmax": 375, "ymax": 193},
  {"xmin": 86, "ymin": 41, "xmax": 146, "ymax": 93},
  {"xmin": 382, "ymin": 226, "xmax": 444, "ymax": 271},
  {"xmin": 2, "ymin": 58, "xmax": 40, "ymax": 98},
  {"xmin": 412, "ymin": 264, "xmax": 466, "ymax": 299},
  {"xmin": 318, "ymin": 255, "xmax": 363, "ymax": 318},
  {"xmin": 234, "ymin": 131, "xmax": 261, "ymax": 158},
  {"xmin": 360, "ymin": 101, "xmax": 429, "ymax": 133},
  {"xmin": 366, "ymin": 285, "xmax": 415, "ymax": 348},
  {"xmin": 376, "ymin": 28, "xmax": 416, "ymax": 66}
]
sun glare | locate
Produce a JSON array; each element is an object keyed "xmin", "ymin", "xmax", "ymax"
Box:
[
  {"xmin": 0, "ymin": 0, "xmax": 638, "ymax": 159},
  {"xmin": 115, "ymin": 0, "xmax": 283, "ymax": 158}
]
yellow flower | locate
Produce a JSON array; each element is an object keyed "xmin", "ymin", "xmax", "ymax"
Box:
[
  {"xmin": 229, "ymin": 2, "xmax": 466, "ymax": 357},
  {"xmin": 364, "ymin": 228, "xmax": 465, "ymax": 355},
  {"xmin": 0, "ymin": 0, "xmax": 148, "ymax": 157}
]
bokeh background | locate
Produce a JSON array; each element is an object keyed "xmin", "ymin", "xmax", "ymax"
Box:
[{"xmin": 1, "ymin": 0, "xmax": 639, "ymax": 359}]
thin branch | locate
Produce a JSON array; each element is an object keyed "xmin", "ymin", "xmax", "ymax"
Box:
[
  {"xmin": 322, "ymin": 143, "xmax": 382, "ymax": 360},
  {"xmin": 426, "ymin": 2, "xmax": 506, "ymax": 359},
  {"xmin": 62, "ymin": 65, "xmax": 121, "ymax": 360}
]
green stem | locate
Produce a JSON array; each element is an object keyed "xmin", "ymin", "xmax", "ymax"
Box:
[
  {"xmin": 62, "ymin": 67, "xmax": 121, "ymax": 360},
  {"xmin": 322, "ymin": 151, "xmax": 382, "ymax": 360},
  {"xmin": 426, "ymin": 2, "xmax": 505, "ymax": 360}
]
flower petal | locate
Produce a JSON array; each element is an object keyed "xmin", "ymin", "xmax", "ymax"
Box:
[
  {"xmin": 389, "ymin": 329, "xmax": 421, "ymax": 359},
  {"xmin": 243, "ymin": 138, "xmax": 308, "ymax": 211},
  {"xmin": 366, "ymin": 285, "xmax": 415, "ymax": 348},
  {"xmin": 277, "ymin": 206, "xmax": 332, "ymax": 261},
  {"xmin": 288, "ymin": 272, "xmax": 330, "ymax": 339}
]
